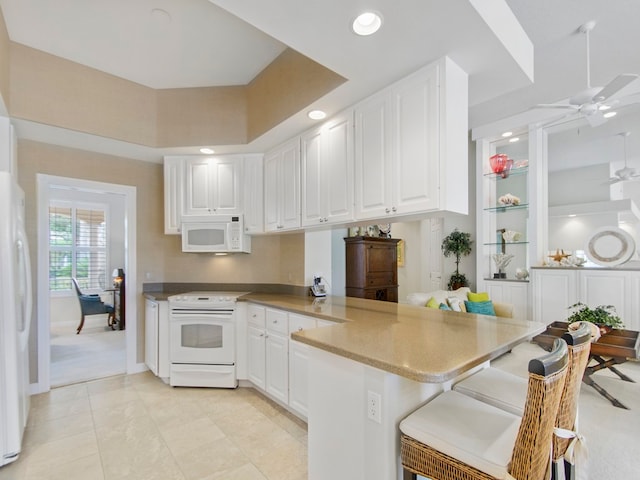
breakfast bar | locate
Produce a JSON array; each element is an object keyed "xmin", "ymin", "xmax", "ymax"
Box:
[{"xmin": 241, "ymin": 294, "xmax": 546, "ymax": 480}]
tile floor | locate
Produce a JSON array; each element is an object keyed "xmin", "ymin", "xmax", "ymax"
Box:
[
  {"xmin": 2, "ymin": 341, "xmax": 639, "ymax": 479},
  {"xmin": 0, "ymin": 373, "xmax": 307, "ymax": 480}
]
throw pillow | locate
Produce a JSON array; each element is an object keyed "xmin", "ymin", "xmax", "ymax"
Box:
[
  {"xmin": 468, "ymin": 291, "xmax": 490, "ymax": 302},
  {"xmin": 447, "ymin": 297, "xmax": 464, "ymax": 312},
  {"xmin": 464, "ymin": 300, "xmax": 496, "ymax": 316},
  {"xmin": 426, "ymin": 297, "xmax": 440, "ymax": 309},
  {"xmin": 439, "ymin": 303, "xmax": 452, "ymax": 311}
]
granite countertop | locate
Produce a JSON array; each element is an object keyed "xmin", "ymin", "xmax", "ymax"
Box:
[
  {"xmin": 143, "ymin": 292, "xmax": 173, "ymax": 301},
  {"xmin": 240, "ymin": 293, "xmax": 546, "ymax": 383}
]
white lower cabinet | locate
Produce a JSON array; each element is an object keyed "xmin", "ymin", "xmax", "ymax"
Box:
[
  {"xmin": 531, "ymin": 268, "xmax": 640, "ymax": 331},
  {"xmin": 245, "ymin": 304, "xmax": 334, "ymax": 419},
  {"xmin": 483, "ymin": 280, "xmax": 530, "ymax": 320},
  {"xmin": 288, "ymin": 314, "xmax": 318, "ymax": 418},
  {"xmin": 144, "ymin": 298, "xmax": 170, "ymax": 379},
  {"xmin": 246, "ymin": 305, "xmax": 289, "ymax": 405}
]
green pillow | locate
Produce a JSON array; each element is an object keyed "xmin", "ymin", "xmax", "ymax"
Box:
[
  {"xmin": 439, "ymin": 303, "xmax": 452, "ymax": 311},
  {"xmin": 426, "ymin": 297, "xmax": 440, "ymax": 309},
  {"xmin": 468, "ymin": 291, "xmax": 490, "ymax": 302},
  {"xmin": 464, "ymin": 300, "xmax": 496, "ymax": 316}
]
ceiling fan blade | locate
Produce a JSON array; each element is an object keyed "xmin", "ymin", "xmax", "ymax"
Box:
[
  {"xmin": 593, "ymin": 74, "xmax": 639, "ymax": 102},
  {"xmin": 533, "ymin": 103, "xmax": 578, "ymax": 110}
]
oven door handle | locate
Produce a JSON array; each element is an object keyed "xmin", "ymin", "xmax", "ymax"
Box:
[{"xmin": 170, "ymin": 309, "xmax": 234, "ymax": 316}]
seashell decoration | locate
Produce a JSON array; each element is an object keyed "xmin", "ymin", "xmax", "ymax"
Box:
[{"xmin": 498, "ymin": 193, "xmax": 521, "ymax": 206}]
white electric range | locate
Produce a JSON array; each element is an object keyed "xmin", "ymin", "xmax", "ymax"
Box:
[{"xmin": 168, "ymin": 292, "xmax": 247, "ymax": 388}]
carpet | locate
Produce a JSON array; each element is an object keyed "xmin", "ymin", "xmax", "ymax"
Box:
[{"xmin": 50, "ymin": 317, "xmax": 126, "ymax": 387}]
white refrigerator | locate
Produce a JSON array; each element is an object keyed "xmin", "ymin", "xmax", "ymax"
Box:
[{"xmin": 0, "ymin": 170, "xmax": 32, "ymax": 467}]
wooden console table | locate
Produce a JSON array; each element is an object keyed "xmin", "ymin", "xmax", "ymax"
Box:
[{"xmin": 533, "ymin": 321, "xmax": 639, "ymax": 409}]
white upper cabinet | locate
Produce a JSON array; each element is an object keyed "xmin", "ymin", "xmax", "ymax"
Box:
[
  {"xmin": 164, "ymin": 157, "xmax": 183, "ymax": 234},
  {"xmin": 183, "ymin": 156, "xmax": 243, "ymax": 216},
  {"xmin": 242, "ymin": 154, "xmax": 264, "ymax": 234},
  {"xmin": 264, "ymin": 138, "xmax": 301, "ymax": 232},
  {"xmin": 355, "ymin": 57, "xmax": 468, "ymax": 221},
  {"xmin": 301, "ymin": 110, "xmax": 354, "ymax": 227}
]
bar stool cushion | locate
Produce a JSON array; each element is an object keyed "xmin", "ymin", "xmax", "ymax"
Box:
[
  {"xmin": 399, "ymin": 390, "xmax": 521, "ymax": 479},
  {"xmin": 453, "ymin": 367, "xmax": 527, "ymax": 416}
]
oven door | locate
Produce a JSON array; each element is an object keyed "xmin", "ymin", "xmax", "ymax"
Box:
[{"xmin": 170, "ymin": 310, "xmax": 235, "ymax": 365}]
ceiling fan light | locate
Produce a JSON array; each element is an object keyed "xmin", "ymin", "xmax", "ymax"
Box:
[{"xmin": 603, "ymin": 111, "xmax": 617, "ymax": 118}]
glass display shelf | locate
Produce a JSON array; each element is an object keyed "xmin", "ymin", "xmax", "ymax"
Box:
[
  {"xmin": 484, "ymin": 166, "xmax": 528, "ymax": 179},
  {"xmin": 484, "ymin": 203, "xmax": 529, "ymax": 213},
  {"xmin": 483, "ymin": 241, "xmax": 529, "ymax": 246}
]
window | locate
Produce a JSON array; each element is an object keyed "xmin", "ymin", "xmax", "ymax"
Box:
[{"xmin": 49, "ymin": 203, "xmax": 108, "ymax": 292}]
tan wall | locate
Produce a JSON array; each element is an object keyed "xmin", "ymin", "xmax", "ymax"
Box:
[
  {"xmin": 156, "ymin": 86, "xmax": 247, "ymax": 147},
  {"xmin": 0, "ymin": 8, "xmax": 10, "ymax": 111},
  {"xmin": 247, "ymin": 49, "xmax": 346, "ymax": 141},
  {"xmin": 9, "ymin": 43, "xmax": 344, "ymax": 148},
  {"xmin": 18, "ymin": 139, "xmax": 304, "ymax": 384},
  {"xmin": 11, "ymin": 44, "xmax": 158, "ymax": 146}
]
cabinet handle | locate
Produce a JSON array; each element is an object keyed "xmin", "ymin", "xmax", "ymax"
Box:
[
  {"xmin": 277, "ymin": 225, "xmax": 283, "ymax": 229},
  {"xmin": 273, "ymin": 319, "xmax": 278, "ymax": 324},
  {"xmin": 259, "ymin": 333, "xmax": 264, "ymax": 337},
  {"xmin": 385, "ymin": 207, "xmax": 390, "ymax": 213},
  {"xmin": 265, "ymin": 334, "xmax": 269, "ymax": 339},
  {"xmin": 252, "ymin": 314, "xmax": 257, "ymax": 318}
]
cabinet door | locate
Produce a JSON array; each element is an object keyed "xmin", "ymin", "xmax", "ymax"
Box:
[
  {"xmin": 265, "ymin": 332, "xmax": 289, "ymax": 404},
  {"xmin": 183, "ymin": 157, "xmax": 214, "ymax": 215},
  {"xmin": 247, "ymin": 325, "xmax": 266, "ymax": 390},
  {"xmin": 264, "ymin": 139, "xmax": 300, "ymax": 232},
  {"xmin": 264, "ymin": 150, "xmax": 280, "ymax": 231},
  {"xmin": 243, "ymin": 154, "xmax": 264, "ymax": 234},
  {"xmin": 324, "ymin": 112, "xmax": 354, "ymax": 224},
  {"xmin": 485, "ymin": 281, "xmax": 530, "ymax": 320},
  {"xmin": 183, "ymin": 156, "xmax": 242, "ymax": 216},
  {"xmin": 163, "ymin": 157, "xmax": 183, "ymax": 234},
  {"xmin": 532, "ymin": 269, "xmax": 578, "ymax": 324},
  {"xmin": 354, "ymin": 91, "xmax": 393, "ymax": 220},
  {"xmin": 578, "ymin": 270, "xmax": 629, "ymax": 319},
  {"xmin": 210, "ymin": 156, "xmax": 242, "ymax": 214},
  {"xmin": 301, "ymin": 128, "xmax": 324, "ymax": 226},
  {"xmin": 280, "ymin": 141, "xmax": 301, "ymax": 230},
  {"xmin": 289, "ymin": 340, "xmax": 310, "ymax": 418},
  {"xmin": 391, "ymin": 65, "xmax": 440, "ymax": 214},
  {"xmin": 144, "ymin": 300, "xmax": 158, "ymax": 376}
]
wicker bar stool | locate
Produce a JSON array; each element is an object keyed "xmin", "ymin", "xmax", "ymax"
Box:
[
  {"xmin": 400, "ymin": 338, "xmax": 568, "ymax": 480},
  {"xmin": 452, "ymin": 323, "xmax": 592, "ymax": 479}
]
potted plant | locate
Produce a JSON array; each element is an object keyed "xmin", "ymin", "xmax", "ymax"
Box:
[
  {"xmin": 441, "ymin": 229, "xmax": 473, "ymax": 290},
  {"xmin": 567, "ymin": 302, "xmax": 624, "ymax": 334}
]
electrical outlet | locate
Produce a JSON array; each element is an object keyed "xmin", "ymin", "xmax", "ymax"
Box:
[{"xmin": 367, "ymin": 391, "xmax": 382, "ymax": 424}]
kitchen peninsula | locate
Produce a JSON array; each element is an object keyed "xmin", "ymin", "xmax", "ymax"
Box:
[{"xmin": 240, "ymin": 293, "xmax": 546, "ymax": 480}]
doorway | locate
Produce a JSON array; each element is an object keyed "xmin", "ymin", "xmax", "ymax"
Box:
[{"xmin": 36, "ymin": 175, "xmax": 138, "ymax": 392}]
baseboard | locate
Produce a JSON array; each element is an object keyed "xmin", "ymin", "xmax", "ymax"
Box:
[
  {"xmin": 127, "ymin": 362, "xmax": 148, "ymax": 375},
  {"xmin": 29, "ymin": 382, "xmax": 46, "ymax": 395}
]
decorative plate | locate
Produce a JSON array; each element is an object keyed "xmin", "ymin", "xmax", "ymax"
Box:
[{"xmin": 585, "ymin": 226, "xmax": 636, "ymax": 266}]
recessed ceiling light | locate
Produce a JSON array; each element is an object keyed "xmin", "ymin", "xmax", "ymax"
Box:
[
  {"xmin": 352, "ymin": 12, "xmax": 382, "ymax": 36},
  {"xmin": 200, "ymin": 148, "xmax": 215, "ymax": 154},
  {"xmin": 603, "ymin": 111, "xmax": 617, "ymax": 119},
  {"xmin": 308, "ymin": 110, "xmax": 327, "ymax": 120},
  {"xmin": 599, "ymin": 104, "xmax": 611, "ymax": 111},
  {"xmin": 501, "ymin": 131, "xmax": 513, "ymax": 137},
  {"xmin": 509, "ymin": 137, "xmax": 520, "ymax": 143},
  {"xmin": 151, "ymin": 8, "xmax": 171, "ymax": 25}
]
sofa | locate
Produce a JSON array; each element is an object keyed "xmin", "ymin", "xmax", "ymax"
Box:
[{"xmin": 406, "ymin": 287, "xmax": 514, "ymax": 318}]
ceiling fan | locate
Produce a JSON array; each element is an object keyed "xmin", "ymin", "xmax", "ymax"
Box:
[
  {"xmin": 536, "ymin": 21, "xmax": 639, "ymax": 127},
  {"xmin": 607, "ymin": 132, "xmax": 640, "ymax": 184}
]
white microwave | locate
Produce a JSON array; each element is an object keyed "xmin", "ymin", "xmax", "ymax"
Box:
[{"xmin": 181, "ymin": 215, "xmax": 251, "ymax": 253}]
